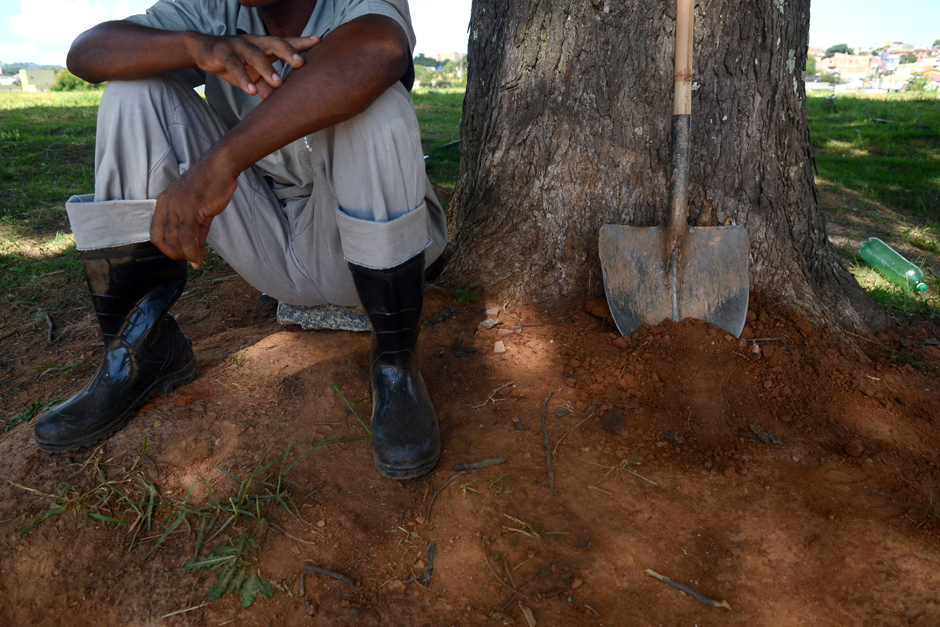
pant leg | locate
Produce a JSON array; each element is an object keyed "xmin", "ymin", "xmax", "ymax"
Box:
[
  {"xmin": 67, "ymin": 74, "xmax": 446, "ymax": 308},
  {"xmin": 301, "ymin": 83, "xmax": 447, "ymax": 283},
  {"xmin": 65, "ymin": 73, "xmax": 331, "ymax": 305}
]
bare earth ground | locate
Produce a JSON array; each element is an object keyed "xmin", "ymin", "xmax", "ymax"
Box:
[{"xmin": 3, "ymin": 215, "xmax": 940, "ymax": 624}]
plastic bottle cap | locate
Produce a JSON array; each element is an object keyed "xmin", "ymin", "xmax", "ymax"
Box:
[{"xmin": 917, "ymin": 283, "xmax": 928, "ymax": 293}]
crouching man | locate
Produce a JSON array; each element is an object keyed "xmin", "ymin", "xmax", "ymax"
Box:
[{"xmin": 33, "ymin": 0, "xmax": 448, "ymax": 480}]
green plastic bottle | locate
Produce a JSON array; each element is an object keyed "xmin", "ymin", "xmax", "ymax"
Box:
[{"xmin": 859, "ymin": 237, "xmax": 928, "ymax": 293}]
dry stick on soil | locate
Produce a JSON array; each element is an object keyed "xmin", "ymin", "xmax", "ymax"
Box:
[
  {"xmin": 44, "ymin": 312, "xmax": 54, "ymax": 344},
  {"xmin": 747, "ymin": 337, "xmax": 785, "ymax": 342},
  {"xmin": 271, "ymin": 522, "xmax": 318, "ymax": 546},
  {"xmin": 500, "ymin": 570, "xmax": 551, "ymax": 611},
  {"xmin": 300, "ymin": 572, "xmax": 313, "ymax": 618},
  {"xmin": 552, "ymin": 414, "xmax": 594, "ymax": 455},
  {"xmin": 845, "ymin": 330, "xmax": 887, "ymax": 346},
  {"xmin": 518, "ymin": 603, "xmax": 537, "ymax": 627},
  {"xmin": 481, "ymin": 538, "xmax": 526, "ymax": 597},
  {"xmin": 645, "ymin": 569, "xmax": 732, "ymax": 610},
  {"xmin": 161, "ymin": 604, "xmax": 209, "ymax": 618},
  {"xmin": 471, "ymin": 382, "xmax": 515, "ymax": 410},
  {"xmin": 514, "ymin": 310, "xmax": 578, "ymax": 329},
  {"xmin": 541, "ymin": 392, "xmax": 556, "ymax": 495},
  {"xmin": 426, "ymin": 471, "xmax": 466, "ymax": 523},
  {"xmin": 303, "ymin": 564, "xmax": 357, "ymax": 588},
  {"xmin": 422, "ymin": 541, "xmax": 437, "ymax": 587},
  {"xmin": 449, "ymin": 458, "xmax": 506, "ymax": 471}
]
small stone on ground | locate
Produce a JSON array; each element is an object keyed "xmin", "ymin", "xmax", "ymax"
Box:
[{"xmin": 277, "ymin": 303, "xmax": 370, "ymax": 332}]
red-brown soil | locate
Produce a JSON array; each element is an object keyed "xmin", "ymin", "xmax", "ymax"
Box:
[{"xmin": 2, "ymin": 263, "xmax": 940, "ymax": 627}]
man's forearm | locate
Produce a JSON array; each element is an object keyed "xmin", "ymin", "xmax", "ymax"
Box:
[
  {"xmin": 208, "ymin": 15, "xmax": 411, "ymax": 178},
  {"xmin": 68, "ymin": 22, "xmax": 199, "ymax": 83}
]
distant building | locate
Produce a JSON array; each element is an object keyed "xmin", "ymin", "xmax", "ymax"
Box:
[
  {"xmin": 823, "ymin": 53, "xmax": 880, "ymax": 76},
  {"xmin": 19, "ymin": 69, "xmax": 56, "ymax": 92},
  {"xmin": 807, "ymin": 46, "xmax": 826, "ymax": 59},
  {"xmin": 431, "ymin": 52, "xmax": 466, "ymax": 64}
]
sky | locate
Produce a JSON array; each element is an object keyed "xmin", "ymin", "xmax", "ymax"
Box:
[
  {"xmin": 0, "ymin": 0, "xmax": 936, "ymax": 67},
  {"xmin": 0, "ymin": 0, "xmax": 473, "ymax": 66}
]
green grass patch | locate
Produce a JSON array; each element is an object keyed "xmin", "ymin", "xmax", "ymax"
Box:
[
  {"xmin": 0, "ymin": 92, "xmax": 100, "ymax": 232},
  {"xmin": 0, "ymin": 91, "xmax": 99, "ymax": 292},
  {"xmin": 5, "ymin": 435, "xmax": 366, "ymax": 607},
  {"xmin": 904, "ymin": 225, "xmax": 940, "ymax": 255},
  {"xmin": 808, "ymin": 93, "xmax": 940, "ymax": 220},
  {"xmin": 413, "ymin": 89, "xmax": 464, "ymax": 188},
  {"xmin": 0, "ymin": 399, "xmax": 63, "ymax": 435}
]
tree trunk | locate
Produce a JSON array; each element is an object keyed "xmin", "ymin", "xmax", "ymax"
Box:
[{"xmin": 442, "ymin": 0, "xmax": 887, "ymax": 332}]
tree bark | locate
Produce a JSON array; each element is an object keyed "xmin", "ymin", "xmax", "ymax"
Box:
[{"xmin": 442, "ymin": 0, "xmax": 887, "ymax": 332}]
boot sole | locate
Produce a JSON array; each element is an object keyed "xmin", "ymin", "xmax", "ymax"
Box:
[
  {"xmin": 35, "ymin": 358, "xmax": 199, "ymax": 453},
  {"xmin": 374, "ymin": 452, "xmax": 440, "ymax": 480}
]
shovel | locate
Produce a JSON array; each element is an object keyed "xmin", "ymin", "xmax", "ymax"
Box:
[{"xmin": 598, "ymin": 0, "xmax": 749, "ymax": 338}]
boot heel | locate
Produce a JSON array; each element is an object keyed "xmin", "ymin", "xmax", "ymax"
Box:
[{"xmin": 158, "ymin": 358, "xmax": 198, "ymax": 395}]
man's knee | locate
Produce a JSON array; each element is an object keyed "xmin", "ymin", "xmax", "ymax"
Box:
[{"xmin": 98, "ymin": 73, "xmax": 201, "ymax": 118}]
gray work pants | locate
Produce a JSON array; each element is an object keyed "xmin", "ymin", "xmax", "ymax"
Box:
[{"xmin": 66, "ymin": 73, "xmax": 447, "ymax": 306}]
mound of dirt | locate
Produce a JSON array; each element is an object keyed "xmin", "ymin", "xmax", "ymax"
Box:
[{"xmin": 2, "ymin": 268, "xmax": 940, "ymax": 626}]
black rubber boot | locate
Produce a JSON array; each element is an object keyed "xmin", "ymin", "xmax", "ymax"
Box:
[
  {"xmin": 34, "ymin": 242, "xmax": 197, "ymax": 452},
  {"xmin": 349, "ymin": 252, "xmax": 440, "ymax": 479}
]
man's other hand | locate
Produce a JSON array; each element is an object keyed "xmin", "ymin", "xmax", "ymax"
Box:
[
  {"xmin": 189, "ymin": 33, "xmax": 320, "ymax": 98},
  {"xmin": 151, "ymin": 158, "xmax": 239, "ymax": 268}
]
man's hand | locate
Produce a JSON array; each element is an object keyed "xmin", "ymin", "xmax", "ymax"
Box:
[
  {"xmin": 151, "ymin": 157, "xmax": 239, "ymax": 268},
  {"xmin": 188, "ymin": 33, "xmax": 320, "ymax": 98}
]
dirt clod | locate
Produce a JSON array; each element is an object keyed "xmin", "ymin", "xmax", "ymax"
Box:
[
  {"xmin": 597, "ymin": 409, "xmax": 626, "ymax": 434},
  {"xmin": 845, "ymin": 440, "xmax": 865, "ymax": 457}
]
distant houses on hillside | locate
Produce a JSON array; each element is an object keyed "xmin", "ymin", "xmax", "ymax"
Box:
[
  {"xmin": 0, "ymin": 65, "xmax": 57, "ymax": 92},
  {"xmin": 431, "ymin": 52, "xmax": 466, "ymax": 64},
  {"xmin": 18, "ymin": 69, "xmax": 56, "ymax": 92},
  {"xmin": 807, "ymin": 42, "xmax": 940, "ymax": 93}
]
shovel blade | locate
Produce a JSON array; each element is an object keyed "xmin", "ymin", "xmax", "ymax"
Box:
[
  {"xmin": 599, "ymin": 225, "xmax": 672, "ymax": 337},
  {"xmin": 679, "ymin": 226, "xmax": 750, "ymax": 337},
  {"xmin": 599, "ymin": 224, "xmax": 749, "ymax": 337}
]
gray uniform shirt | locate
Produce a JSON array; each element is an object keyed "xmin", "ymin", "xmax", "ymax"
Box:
[{"xmin": 126, "ymin": 0, "xmax": 417, "ymax": 199}]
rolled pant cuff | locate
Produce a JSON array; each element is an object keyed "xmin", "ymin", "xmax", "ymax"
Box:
[
  {"xmin": 67, "ymin": 194, "xmax": 155, "ymax": 250},
  {"xmin": 335, "ymin": 202, "xmax": 431, "ymax": 270}
]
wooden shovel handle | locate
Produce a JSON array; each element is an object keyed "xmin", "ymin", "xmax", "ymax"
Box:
[{"xmin": 674, "ymin": 0, "xmax": 693, "ymax": 116}]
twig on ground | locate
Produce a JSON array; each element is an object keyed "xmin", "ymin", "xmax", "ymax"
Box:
[
  {"xmin": 471, "ymin": 382, "xmax": 514, "ymax": 410},
  {"xmin": 552, "ymin": 412, "xmax": 594, "ymax": 455},
  {"xmin": 426, "ymin": 471, "xmax": 466, "ymax": 523},
  {"xmin": 481, "ymin": 538, "xmax": 525, "ymax": 597},
  {"xmin": 161, "ymin": 604, "xmax": 209, "ymax": 618},
  {"xmin": 0, "ymin": 330, "xmax": 16, "ymax": 342},
  {"xmin": 515, "ymin": 310, "xmax": 578, "ymax": 328},
  {"xmin": 422, "ymin": 541, "xmax": 437, "ymax": 587},
  {"xmin": 449, "ymin": 458, "xmax": 506, "ymax": 471},
  {"xmin": 645, "ymin": 569, "xmax": 732, "ymax": 610},
  {"xmin": 518, "ymin": 603, "xmax": 537, "ymax": 626},
  {"xmin": 301, "ymin": 572, "xmax": 312, "ymax": 617},
  {"xmin": 39, "ymin": 269, "xmax": 66, "ymax": 278},
  {"xmin": 303, "ymin": 564, "xmax": 357, "ymax": 588},
  {"xmin": 747, "ymin": 337, "xmax": 785, "ymax": 343},
  {"xmin": 271, "ymin": 523, "xmax": 318, "ymax": 546},
  {"xmin": 845, "ymin": 330, "xmax": 886, "ymax": 346},
  {"xmin": 501, "ymin": 570, "xmax": 551, "ymax": 611},
  {"xmin": 541, "ymin": 392, "xmax": 556, "ymax": 495},
  {"xmin": 587, "ymin": 485, "xmax": 614, "ymax": 496},
  {"xmin": 44, "ymin": 312, "xmax": 54, "ymax": 344}
]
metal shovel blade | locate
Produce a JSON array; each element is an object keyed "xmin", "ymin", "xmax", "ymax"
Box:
[{"xmin": 599, "ymin": 224, "xmax": 749, "ymax": 337}]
